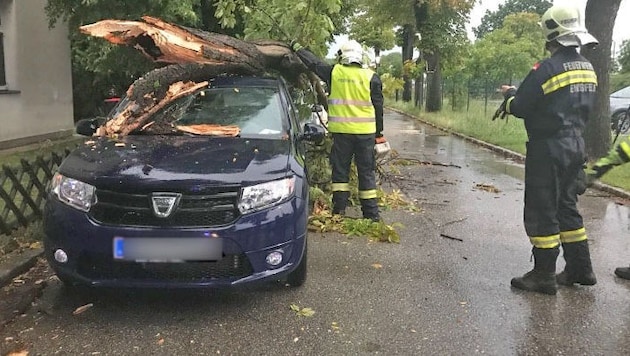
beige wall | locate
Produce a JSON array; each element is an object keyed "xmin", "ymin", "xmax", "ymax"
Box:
[{"xmin": 0, "ymin": 0, "xmax": 74, "ymax": 150}]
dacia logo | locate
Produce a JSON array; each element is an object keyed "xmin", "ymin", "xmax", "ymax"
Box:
[{"xmin": 151, "ymin": 192, "xmax": 182, "ymax": 218}]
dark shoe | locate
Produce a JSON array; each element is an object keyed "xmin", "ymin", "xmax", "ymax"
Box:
[
  {"xmin": 511, "ymin": 270, "xmax": 557, "ymax": 295},
  {"xmin": 614, "ymin": 266, "xmax": 630, "ymax": 280},
  {"xmin": 557, "ymin": 240, "xmax": 597, "ymax": 286},
  {"xmin": 511, "ymin": 247, "xmax": 559, "ymax": 295},
  {"xmin": 364, "ymin": 215, "xmax": 380, "ymax": 222},
  {"xmin": 556, "ymin": 270, "xmax": 597, "ymax": 286},
  {"xmin": 332, "ymin": 191, "xmax": 349, "ymax": 216}
]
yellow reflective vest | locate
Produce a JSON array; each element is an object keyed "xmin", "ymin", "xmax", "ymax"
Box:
[{"xmin": 327, "ymin": 65, "xmax": 376, "ymax": 134}]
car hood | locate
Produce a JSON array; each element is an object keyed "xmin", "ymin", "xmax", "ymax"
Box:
[
  {"xmin": 58, "ymin": 135, "xmax": 293, "ymax": 192},
  {"xmin": 610, "ymin": 96, "xmax": 630, "ymax": 114}
]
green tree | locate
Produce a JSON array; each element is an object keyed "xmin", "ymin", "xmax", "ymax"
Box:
[
  {"xmin": 465, "ymin": 12, "xmax": 543, "ymax": 84},
  {"xmin": 618, "ymin": 40, "xmax": 630, "ymax": 73},
  {"xmin": 415, "ymin": 0, "xmax": 475, "ymax": 111},
  {"xmin": 348, "ymin": 12, "xmax": 396, "ymax": 61},
  {"xmin": 473, "ymin": 0, "xmax": 552, "ymax": 39},
  {"xmin": 378, "ymin": 52, "xmax": 403, "ymax": 78}
]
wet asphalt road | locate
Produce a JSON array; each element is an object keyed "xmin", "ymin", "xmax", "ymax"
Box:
[{"xmin": 2, "ymin": 109, "xmax": 630, "ymax": 355}]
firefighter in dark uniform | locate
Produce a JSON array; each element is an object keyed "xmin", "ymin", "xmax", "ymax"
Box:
[
  {"xmin": 291, "ymin": 40, "xmax": 385, "ymax": 221},
  {"xmin": 499, "ymin": 4, "xmax": 599, "ymax": 295}
]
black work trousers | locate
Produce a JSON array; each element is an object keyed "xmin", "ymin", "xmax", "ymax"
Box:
[
  {"xmin": 524, "ymin": 135, "xmax": 586, "ymax": 247},
  {"xmin": 330, "ymin": 133, "xmax": 378, "ymax": 217}
]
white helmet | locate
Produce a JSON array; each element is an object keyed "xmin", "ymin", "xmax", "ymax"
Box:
[
  {"xmin": 540, "ymin": 4, "xmax": 598, "ymax": 47},
  {"xmin": 337, "ymin": 40, "xmax": 364, "ymax": 65}
]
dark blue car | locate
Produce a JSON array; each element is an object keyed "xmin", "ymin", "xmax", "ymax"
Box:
[{"xmin": 43, "ymin": 75, "xmax": 325, "ymax": 288}]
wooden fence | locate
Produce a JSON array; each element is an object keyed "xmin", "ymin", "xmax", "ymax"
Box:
[{"xmin": 0, "ymin": 149, "xmax": 72, "ymax": 236}]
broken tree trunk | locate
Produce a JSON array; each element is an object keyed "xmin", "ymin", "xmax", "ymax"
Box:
[{"xmin": 80, "ymin": 16, "xmax": 325, "ymax": 136}]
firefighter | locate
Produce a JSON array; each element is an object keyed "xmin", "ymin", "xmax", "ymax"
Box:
[
  {"xmin": 584, "ymin": 136, "xmax": 630, "ymax": 279},
  {"xmin": 498, "ymin": 4, "xmax": 598, "ymax": 295},
  {"xmin": 291, "ymin": 40, "xmax": 385, "ymax": 221}
]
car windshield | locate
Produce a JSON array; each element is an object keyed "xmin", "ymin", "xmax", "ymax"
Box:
[{"xmin": 134, "ymin": 86, "xmax": 286, "ymax": 137}]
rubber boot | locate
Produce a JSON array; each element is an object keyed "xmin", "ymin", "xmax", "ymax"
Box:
[
  {"xmin": 614, "ymin": 266, "xmax": 630, "ymax": 280},
  {"xmin": 556, "ymin": 241, "xmax": 597, "ymax": 286},
  {"xmin": 511, "ymin": 247, "xmax": 559, "ymax": 295},
  {"xmin": 360, "ymin": 198, "xmax": 380, "ymax": 222},
  {"xmin": 332, "ymin": 191, "xmax": 349, "ymax": 215}
]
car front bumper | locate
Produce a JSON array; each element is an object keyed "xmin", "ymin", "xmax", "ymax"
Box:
[{"xmin": 43, "ymin": 196, "xmax": 307, "ymax": 288}]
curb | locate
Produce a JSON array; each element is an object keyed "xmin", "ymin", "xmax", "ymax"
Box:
[
  {"xmin": 388, "ymin": 107, "xmax": 630, "ymax": 201},
  {"xmin": 0, "ymin": 248, "xmax": 44, "ymax": 288}
]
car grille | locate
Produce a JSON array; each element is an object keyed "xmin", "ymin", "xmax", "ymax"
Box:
[
  {"xmin": 90, "ymin": 188, "xmax": 240, "ymax": 227},
  {"xmin": 76, "ymin": 252, "xmax": 253, "ymax": 282}
]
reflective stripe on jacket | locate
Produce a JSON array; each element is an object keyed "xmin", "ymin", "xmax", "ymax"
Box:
[
  {"xmin": 505, "ymin": 47, "xmax": 597, "ymax": 139},
  {"xmin": 327, "ymin": 65, "xmax": 376, "ymax": 134}
]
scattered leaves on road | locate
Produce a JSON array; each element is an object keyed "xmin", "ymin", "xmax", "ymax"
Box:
[
  {"xmin": 290, "ymin": 304, "xmax": 315, "ymax": 317},
  {"xmin": 371, "ymin": 263, "xmax": 383, "ymax": 269},
  {"xmin": 473, "ymin": 183, "xmax": 500, "ymax": 193}
]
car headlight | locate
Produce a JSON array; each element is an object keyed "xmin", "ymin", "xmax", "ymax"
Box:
[
  {"xmin": 238, "ymin": 177, "xmax": 295, "ymax": 214},
  {"xmin": 51, "ymin": 173, "xmax": 96, "ymax": 212}
]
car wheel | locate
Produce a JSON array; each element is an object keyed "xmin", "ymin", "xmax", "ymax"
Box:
[
  {"xmin": 286, "ymin": 240, "xmax": 308, "ymax": 287},
  {"xmin": 612, "ymin": 110, "xmax": 630, "ymax": 134}
]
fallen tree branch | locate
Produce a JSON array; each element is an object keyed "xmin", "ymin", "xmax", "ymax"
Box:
[{"xmin": 79, "ymin": 16, "xmax": 324, "ymax": 136}]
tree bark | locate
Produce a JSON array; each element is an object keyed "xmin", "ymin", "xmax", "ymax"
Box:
[
  {"xmin": 401, "ymin": 24, "xmax": 415, "ymax": 102},
  {"xmin": 582, "ymin": 0, "xmax": 622, "ymax": 160},
  {"xmin": 425, "ymin": 51, "xmax": 442, "ymax": 112},
  {"xmin": 80, "ymin": 16, "xmax": 322, "ymax": 136}
]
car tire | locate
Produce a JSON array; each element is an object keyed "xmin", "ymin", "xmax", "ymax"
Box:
[
  {"xmin": 286, "ymin": 239, "xmax": 308, "ymax": 287},
  {"xmin": 612, "ymin": 110, "xmax": 630, "ymax": 134}
]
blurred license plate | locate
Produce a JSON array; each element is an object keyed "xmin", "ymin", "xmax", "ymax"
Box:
[{"xmin": 113, "ymin": 237, "xmax": 223, "ymax": 262}]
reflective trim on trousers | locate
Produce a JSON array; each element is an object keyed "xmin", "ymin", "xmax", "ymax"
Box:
[
  {"xmin": 529, "ymin": 234, "xmax": 561, "ymax": 249},
  {"xmin": 331, "ymin": 182, "xmax": 351, "ymax": 192},
  {"xmin": 560, "ymin": 227, "xmax": 587, "ymax": 243},
  {"xmin": 359, "ymin": 189, "xmax": 378, "ymax": 199}
]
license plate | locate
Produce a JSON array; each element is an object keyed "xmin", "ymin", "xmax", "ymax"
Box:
[{"xmin": 113, "ymin": 237, "xmax": 223, "ymax": 262}]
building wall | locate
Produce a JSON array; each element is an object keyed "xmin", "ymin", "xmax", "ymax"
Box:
[{"xmin": 0, "ymin": 0, "xmax": 74, "ymax": 150}]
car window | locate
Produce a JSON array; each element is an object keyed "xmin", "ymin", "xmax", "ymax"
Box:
[
  {"xmin": 134, "ymin": 87, "xmax": 286, "ymax": 136},
  {"xmin": 175, "ymin": 87, "xmax": 284, "ymax": 135},
  {"xmin": 611, "ymin": 86, "xmax": 630, "ymax": 98}
]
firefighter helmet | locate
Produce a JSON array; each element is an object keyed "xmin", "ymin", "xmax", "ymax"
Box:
[
  {"xmin": 540, "ymin": 4, "xmax": 598, "ymax": 47},
  {"xmin": 337, "ymin": 40, "xmax": 364, "ymax": 65}
]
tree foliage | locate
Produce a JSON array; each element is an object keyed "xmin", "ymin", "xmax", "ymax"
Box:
[
  {"xmin": 473, "ymin": 0, "xmax": 552, "ymax": 40},
  {"xmin": 618, "ymin": 40, "xmax": 630, "ymax": 73},
  {"xmin": 465, "ymin": 12, "xmax": 543, "ymax": 83},
  {"xmin": 348, "ymin": 11, "xmax": 396, "ymax": 57}
]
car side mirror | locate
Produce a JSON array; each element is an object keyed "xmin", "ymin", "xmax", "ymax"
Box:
[
  {"xmin": 76, "ymin": 117, "xmax": 106, "ymax": 136},
  {"xmin": 300, "ymin": 122, "xmax": 325, "ymax": 144}
]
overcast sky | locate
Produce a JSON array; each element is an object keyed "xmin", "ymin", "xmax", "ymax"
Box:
[{"xmin": 329, "ymin": 0, "xmax": 630, "ymax": 57}]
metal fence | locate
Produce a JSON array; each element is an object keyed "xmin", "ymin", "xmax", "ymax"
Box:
[
  {"xmin": 393, "ymin": 76, "xmax": 515, "ymax": 115},
  {"xmin": 0, "ymin": 149, "xmax": 71, "ymax": 236}
]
